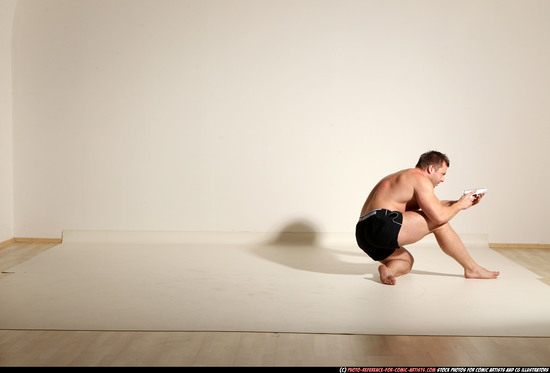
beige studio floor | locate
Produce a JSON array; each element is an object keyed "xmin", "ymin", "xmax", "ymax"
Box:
[{"xmin": 1, "ymin": 230, "xmax": 549, "ymax": 337}]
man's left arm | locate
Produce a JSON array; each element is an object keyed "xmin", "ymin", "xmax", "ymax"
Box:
[{"xmin": 441, "ymin": 194, "xmax": 484, "ymax": 207}]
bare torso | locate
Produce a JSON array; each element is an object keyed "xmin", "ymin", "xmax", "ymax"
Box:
[{"xmin": 360, "ymin": 168, "xmax": 422, "ymax": 216}]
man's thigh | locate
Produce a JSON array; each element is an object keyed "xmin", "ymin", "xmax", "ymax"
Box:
[{"xmin": 398, "ymin": 210, "xmax": 439, "ymax": 246}]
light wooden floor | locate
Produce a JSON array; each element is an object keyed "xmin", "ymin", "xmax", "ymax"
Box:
[{"xmin": 1, "ymin": 242, "xmax": 550, "ymax": 367}]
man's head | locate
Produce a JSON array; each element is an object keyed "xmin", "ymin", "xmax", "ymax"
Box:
[{"xmin": 416, "ymin": 150, "xmax": 450, "ymax": 187}]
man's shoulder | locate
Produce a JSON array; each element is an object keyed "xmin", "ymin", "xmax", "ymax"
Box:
[
  {"xmin": 398, "ymin": 168, "xmax": 424, "ymax": 180},
  {"xmin": 400, "ymin": 168, "xmax": 430, "ymax": 187}
]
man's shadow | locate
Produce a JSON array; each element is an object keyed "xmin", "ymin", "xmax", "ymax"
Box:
[{"xmin": 250, "ymin": 220, "xmax": 379, "ymax": 276}]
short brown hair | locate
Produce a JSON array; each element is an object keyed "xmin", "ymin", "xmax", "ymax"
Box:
[{"xmin": 415, "ymin": 150, "xmax": 450, "ymax": 170}]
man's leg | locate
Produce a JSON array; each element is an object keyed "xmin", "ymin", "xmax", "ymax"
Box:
[
  {"xmin": 398, "ymin": 210, "xmax": 499, "ymax": 279},
  {"xmin": 374, "ymin": 210, "xmax": 428, "ymax": 285},
  {"xmin": 378, "ymin": 248, "xmax": 414, "ymax": 285},
  {"xmin": 432, "ymin": 223, "xmax": 499, "ymax": 279},
  {"xmin": 397, "ymin": 210, "xmax": 438, "ymax": 245}
]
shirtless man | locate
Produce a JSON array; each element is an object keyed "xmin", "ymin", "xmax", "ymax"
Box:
[{"xmin": 356, "ymin": 150, "xmax": 500, "ymax": 285}]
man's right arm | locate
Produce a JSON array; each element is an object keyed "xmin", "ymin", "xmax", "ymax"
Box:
[{"xmin": 414, "ymin": 177, "xmax": 475, "ymax": 225}]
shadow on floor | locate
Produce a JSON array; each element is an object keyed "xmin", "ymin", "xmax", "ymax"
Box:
[
  {"xmin": 409, "ymin": 269, "xmax": 463, "ymax": 278},
  {"xmin": 250, "ymin": 219, "xmax": 378, "ymax": 276}
]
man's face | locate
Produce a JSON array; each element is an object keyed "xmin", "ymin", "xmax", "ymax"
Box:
[{"xmin": 430, "ymin": 163, "xmax": 447, "ymax": 187}]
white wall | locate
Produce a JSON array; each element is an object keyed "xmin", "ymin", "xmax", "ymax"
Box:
[
  {"xmin": 11, "ymin": 0, "xmax": 550, "ymax": 243},
  {"xmin": 0, "ymin": 0, "xmax": 18, "ymax": 242}
]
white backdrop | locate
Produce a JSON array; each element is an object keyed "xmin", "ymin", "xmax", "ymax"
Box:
[{"xmin": 10, "ymin": 0, "xmax": 550, "ymax": 243}]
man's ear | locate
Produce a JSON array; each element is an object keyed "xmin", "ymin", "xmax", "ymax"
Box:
[{"xmin": 426, "ymin": 165, "xmax": 435, "ymax": 175}]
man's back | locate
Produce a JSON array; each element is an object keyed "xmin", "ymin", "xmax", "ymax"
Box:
[{"xmin": 360, "ymin": 168, "xmax": 422, "ymax": 216}]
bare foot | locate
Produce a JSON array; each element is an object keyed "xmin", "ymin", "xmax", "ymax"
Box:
[
  {"xmin": 465, "ymin": 266, "xmax": 500, "ymax": 279},
  {"xmin": 378, "ymin": 264, "xmax": 396, "ymax": 285}
]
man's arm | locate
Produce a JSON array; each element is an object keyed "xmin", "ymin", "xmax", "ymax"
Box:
[{"xmin": 414, "ymin": 178, "xmax": 476, "ymax": 225}]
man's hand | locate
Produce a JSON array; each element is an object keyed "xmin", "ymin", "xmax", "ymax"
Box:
[
  {"xmin": 471, "ymin": 192, "xmax": 485, "ymax": 206},
  {"xmin": 459, "ymin": 191, "xmax": 484, "ymax": 209}
]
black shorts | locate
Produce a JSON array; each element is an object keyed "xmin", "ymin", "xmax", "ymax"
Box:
[{"xmin": 355, "ymin": 209, "xmax": 403, "ymax": 261}]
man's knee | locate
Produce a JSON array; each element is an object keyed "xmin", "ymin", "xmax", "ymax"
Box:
[
  {"xmin": 431, "ymin": 222, "xmax": 451, "ymax": 233},
  {"xmin": 383, "ymin": 247, "xmax": 414, "ymax": 268}
]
